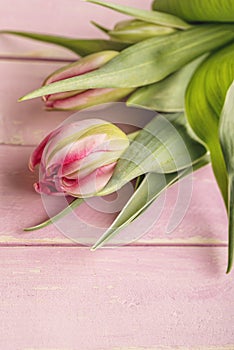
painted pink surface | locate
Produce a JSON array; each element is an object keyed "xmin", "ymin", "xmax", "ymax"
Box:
[
  {"xmin": 0, "ymin": 0, "xmax": 151, "ymax": 58},
  {"xmin": 0, "ymin": 144, "xmax": 227, "ymax": 245},
  {"xmin": 0, "ymin": 1, "xmax": 233, "ymax": 349},
  {"xmin": 0, "ymin": 247, "xmax": 233, "ymax": 350},
  {"xmin": 0, "ymin": 59, "xmax": 146, "ymax": 145},
  {"xmin": 1, "ymin": 0, "xmax": 150, "ymax": 35},
  {"xmin": 0, "ymin": 59, "xmax": 72, "ymax": 145}
]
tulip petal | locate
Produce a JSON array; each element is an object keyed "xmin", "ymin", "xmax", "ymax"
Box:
[
  {"xmin": 43, "ymin": 119, "xmax": 108, "ymax": 166},
  {"xmin": 45, "ymin": 88, "xmax": 114, "ymax": 109},
  {"xmin": 59, "ymin": 134, "xmax": 129, "ymax": 178},
  {"xmin": 44, "ymin": 90, "xmax": 84, "ymax": 103},
  {"xmin": 30, "ymin": 120, "xmax": 109, "ymax": 171},
  {"xmin": 44, "ymin": 87, "xmax": 134, "ymax": 111},
  {"xmin": 45, "ymin": 51, "xmax": 119, "ymax": 85},
  {"xmin": 47, "ymin": 134, "xmax": 107, "ymax": 173},
  {"xmin": 62, "ymin": 162, "xmax": 116, "ymax": 197},
  {"xmin": 30, "ymin": 119, "xmax": 129, "ymax": 198},
  {"xmin": 63, "ymin": 148, "xmax": 126, "ymax": 179},
  {"xmin": 29, "ymin": 127, "xmax": 61, "ymax": 171},
  {"xmin": 33, "ymin": 181, "xmax": 62, "ymax": 196}
]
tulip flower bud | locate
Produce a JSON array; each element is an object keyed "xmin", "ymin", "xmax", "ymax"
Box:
[
  {"xmin": 29, "ymin": 119, "xmax": 129, "ymax": 198},
  {"xmin": 43, "ymin": 51, "xmax": 134, "ymax": 110},
  {"xmin": 109, "ymin": 19, "xmax": 176, "ymax": 43}
]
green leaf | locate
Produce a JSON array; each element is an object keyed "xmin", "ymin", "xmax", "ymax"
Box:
[
  {"xmin": 91, "ymin": 21, "xmax": 110, "ymax": 34},
  {"xmin": 185, "ymin": 42, "xmax": 234, "ymax": 208},
  {"xmin": 0, "ymin": 30, "xmax": 129, "ymax": 56},
  {"xmin": 23, "ymin": 131, "xmax": 137, "ymax": 232},
  {"xmin": 127, "ymin": 55, "xmax": 207, "ymax": 112},
  {"xmin": 19, "ymin": 25, "xmax": 234, "ymax": 101},
  {"xmin": 93, "ymin": 19, "xmax": 176, "ymax": 44},
  {"xmin": 97, "ymin": 112, "xmax": 207, "ymax": 196},
  {"xmin": 24, "ymin": 198, "xmax": 83, "ymax": 231},
  {"xmin": 152, "ymin": 0, "xmax": 234, "ymax": 23},
  {"xmin": 87, "ymin": 0, "xmax": 190, "ymax": 29},
  {"xmin": 91, "ymin": 155, "xmax": 209, "ymax": 250},
  {"xmin": 219, "ymin": 81, "xmax": 234, "ymax": 273}
]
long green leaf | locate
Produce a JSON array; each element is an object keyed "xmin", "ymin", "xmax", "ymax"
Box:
[
  {"xmin": 97, "ymin": 113, "xmax": 207, "ymax": 196},
  {"xmin": 19, "ymin": 25, "xmax": 234, "ymax": 101},
  {"xmin": 219, "ymin": 82, "xmax": 234, "ymax": 273},
  {"xmin": 92, "ymin": 155, "xmax": 209, "ymax": 250},
  {"xmin": 87, "ymin": 0, "xmax": 190, "ymax": 29},
  {"xmin": 152, "ymin": 0, "xmax": 234, "ymax": 23},
  {"xmin": 24, "ymin": 198, "xmax": 83, "ymax": 231},
  {"xmin": 0, "ymin": 30, "xmax": 129, "ymax": 56},
  {"xmin": 127, "ymin": 55, "xmax": 206, "ymax": 112},
  {"xmin": 185, "ymin": 42, "xmax": 234, "ymax": 208}
]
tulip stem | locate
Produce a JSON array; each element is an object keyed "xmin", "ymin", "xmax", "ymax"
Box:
[{"xmin": 24, "ymin": 198, "xmax": 83, "ymax": 231}]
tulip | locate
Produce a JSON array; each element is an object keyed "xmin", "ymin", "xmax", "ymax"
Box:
[
  {"xmin": 43, "ymin": 51, "xmax": 134, "ymax": 110},
  {"xmin": 108, "ymin": 19, "xmax": 176, "ymax": 43},
  {"xmin": 29, "ymin": 119, "xmax": 129, "ymax": 197}
]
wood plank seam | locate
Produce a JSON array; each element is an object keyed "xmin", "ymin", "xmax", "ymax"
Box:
[
  {"xmin": 0, "ymin": 243, "xmax": 229, "ymax": 248},
  {"xmin": 0, "ymin": 144, "xmax": 228, "ymax": 246},
  {"xmin": 0, "ymin": 56, "xmax": 75, "ymax": 63}
]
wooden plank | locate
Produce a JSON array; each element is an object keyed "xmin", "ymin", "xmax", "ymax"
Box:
[
  {"xmin": 0, "ymin": 0, "xmax": 151, "ymax": 58},
  {"xmin": 0, "ymin": 144, "xmax": 227, "ymax": 246},
  {"xmin": 0, "ymin": 59, "xmax": 72, "ymax": 145},
  {"xmin": 0, "ymin": 58, "xmax": 144, "ymax": 146},
  {"xmin": 0, "ymin": 246, "xmax": 233, "ymax": 349},
  {"xmin": 0, "ymin": 34, "xmax": 77, "ymax": 60},
  {"xmin": 1, "ymin": 3, "xmax": 231, "ymax": 349}
]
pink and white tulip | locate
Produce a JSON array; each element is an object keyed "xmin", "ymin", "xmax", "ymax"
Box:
[
  {"xmin": 43, "ymin": 51, "xmax": 134, "ymax": 110},
  {"xmin": 29, "ymin": 119, "xmax": 129, "ymax": 197}
]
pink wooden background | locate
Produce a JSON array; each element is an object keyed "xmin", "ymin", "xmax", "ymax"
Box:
[{"xmin": 0, "ymin": 1, "xmax": 233, "ymax": 349}]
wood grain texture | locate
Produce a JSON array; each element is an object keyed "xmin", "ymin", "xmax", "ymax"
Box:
[
  {"xmin": 0, "ymin": 57, "xmax": 228, "ymax": 246},
  {"xmin": 0, "ymin": 246, "xmax": 233, "ymax": 350},
  {"xmin": 0, "ymin": 0, "xmax": 151, "ymax": 58},
  {"xmin": 0, "ymin": 59, "xmax": 73, "ymax": 145},
  {"xmin": 0, "ymin": 144, "xmax": 227, "ymax": 246},
  {"xmin": 0, "ymin": 2, "xmax": 232, "ymax": 349},
  {"xmin": 0, "ymin": 34, "xmax": 78, "ymax": 60}
]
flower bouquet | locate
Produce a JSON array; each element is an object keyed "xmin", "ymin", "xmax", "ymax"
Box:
[{"xmin": 2, "ymin": 0, "xmax": 234, "ymax": 272}]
